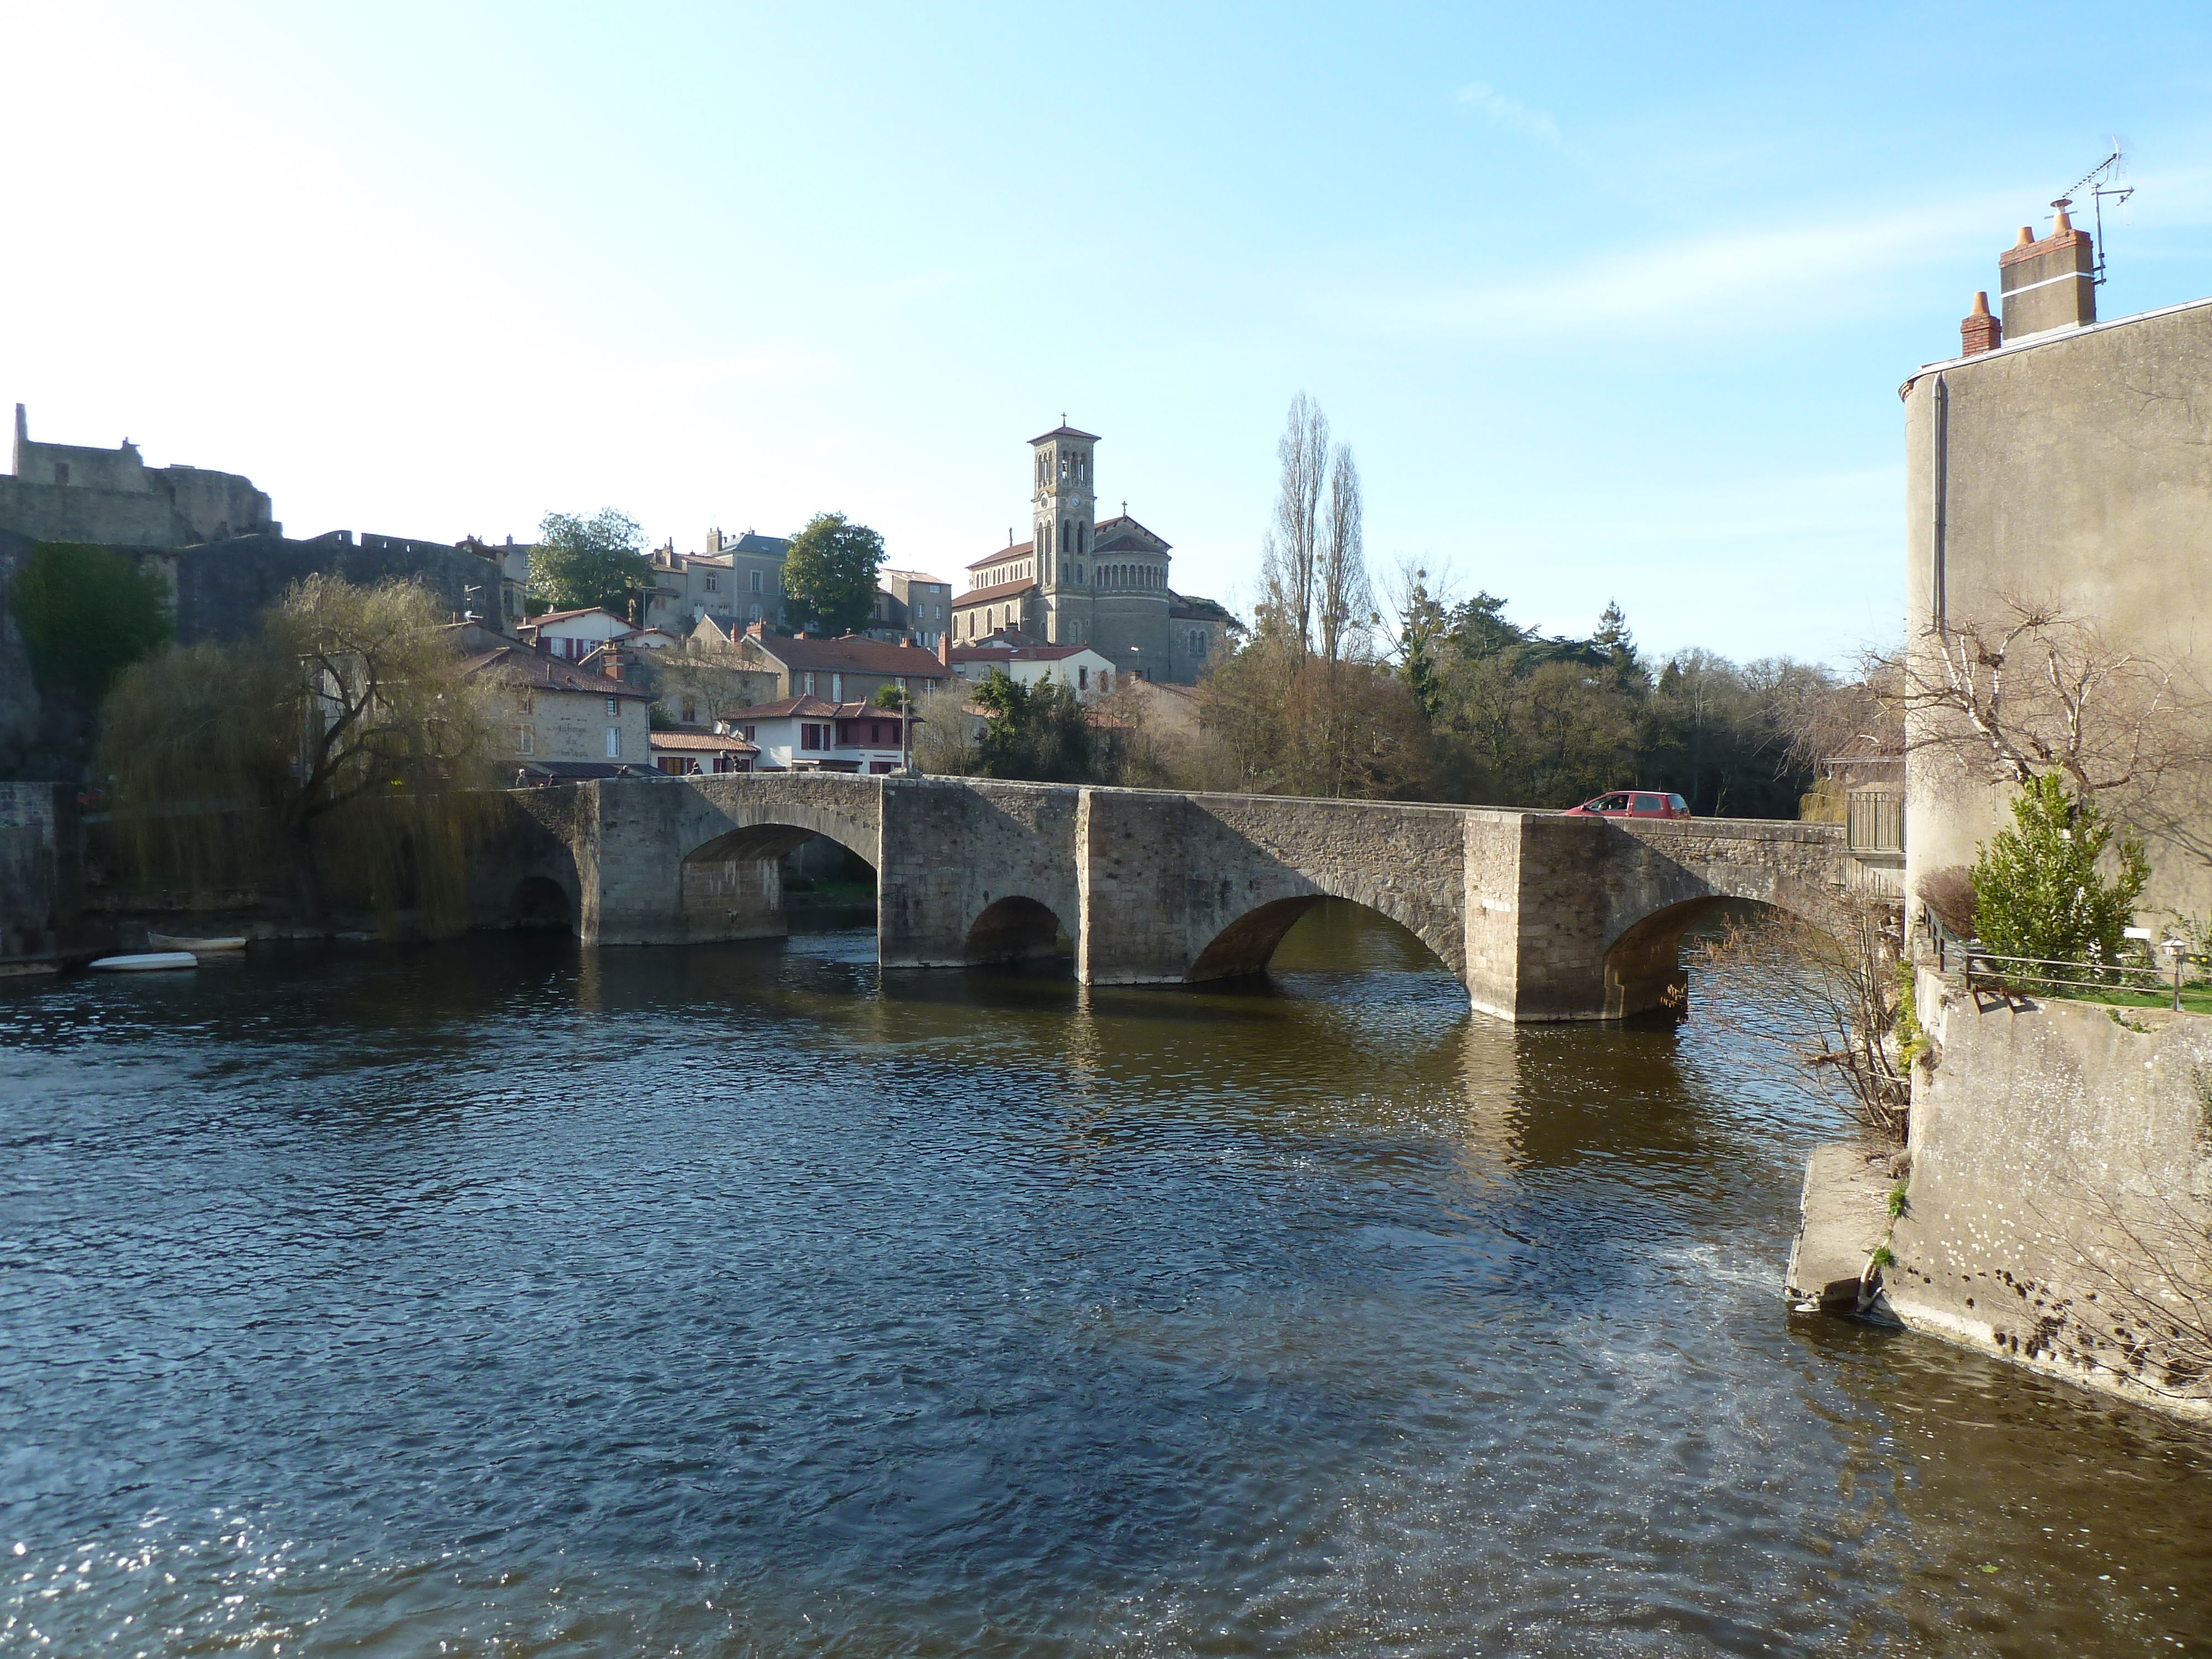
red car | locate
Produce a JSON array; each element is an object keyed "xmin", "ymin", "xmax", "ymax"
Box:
[{"xmin": 1567, "ymin": 790, "xmax": 1691, "ymax": 820}]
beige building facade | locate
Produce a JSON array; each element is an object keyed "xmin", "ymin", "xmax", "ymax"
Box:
[
  {"xmin": 1901, "ymin": 216, "xmax": 2212, "ymax": 928},
  {"xmin": 949, "ymin": 425, "xmax": 1236, "ymax": 685}
]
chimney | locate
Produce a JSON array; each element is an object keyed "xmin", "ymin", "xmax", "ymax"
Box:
[
  {"xmin": 1960, "ymin": 290, "xmax": 2002, "ymax": 356},
  {"xmin": 937, "ymin": 632, "xmax": 951, "ymax": 666},
  {"xmin": 745, "ymin": 618, "xmax": 766, "ymax": 640},
  {"xmin": 1998, "ymin": 207, "xmax": 2095, "ymax": 340},
  {"xmin": 604, "ymin": 656, "xmax": 623, "ymax": 682}
]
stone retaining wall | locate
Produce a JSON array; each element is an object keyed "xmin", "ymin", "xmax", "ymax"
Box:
[{"xmin": 1880, "ymin": 969, "xmax": 2212, "ymax": 1422}]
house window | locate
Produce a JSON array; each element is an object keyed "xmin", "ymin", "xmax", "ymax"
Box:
[
  {"xmin": 605, "ymin": 727, "xmax": 620, "ymax": 758},
  {"xmin": 831, "ymin": 673, "xmax": 842, "ymax": 702},
  {"xmin": 1077, "ymin": 666, "xmax": 1088, "ymax": 690},
  {"xmin": 742, "ymin": 725, "xmax": 756, "ymax": 742},
  {"xmin": 801, "ymin": 723, "xmax": 826, "ymax": 750},
  {"xmin": 681, "ymin": 696, "xmax": 697, "ymax": 723},
  {"xmin": 750, "ymin": 570, "xmax": 763, "ymax": 593},
  {"xmin": 515, "ymin": 688, "xmax": 534, "ymax": 714},
  {"xmin": 517, "ymin": 725, "xmax": 535, "ymax": 755},
  {"xmin": 606, "ymin": 696, "xmax": 619, "ymax": 715},
  {"xmin": 706, "ymin": 572, "xmax": 718, "ymax": 592}
]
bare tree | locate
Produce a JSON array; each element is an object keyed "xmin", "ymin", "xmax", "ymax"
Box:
[
  {"xmin": 1892, "ymin": 596, "xmax": 2211, "ymax": 812},
  {"xmin": 1687, "ymin": 894, "xmax": 1913, "ymax": 1140},
  {"xmin": 1316, "ymin": 446, "xmax": 1371, "ymax": 669},
  {"xmin": 1260, "ymin": 394, "xmax": 1329, "ymax": 660}
]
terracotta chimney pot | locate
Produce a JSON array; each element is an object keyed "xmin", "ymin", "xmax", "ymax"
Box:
[{"xmin": 1960, "ymin": 289, "xmax": 2002, "ymax": 356}]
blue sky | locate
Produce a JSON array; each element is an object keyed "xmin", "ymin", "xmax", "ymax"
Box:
[{"xmin": 6, "ymin": 2, "xmax": 2210, "ymax": 665}]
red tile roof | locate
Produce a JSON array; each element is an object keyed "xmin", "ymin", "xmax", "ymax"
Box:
[
  {"xmin": 741, "ymin": 633, "xmax": 950, "ymax": 678},
  {"xmin": 649, "ymin": 731, "xmax": 760, "ymax": 754},
  {"xmin": 738, "ymin": 695, "xmax": 909, "ymax": 722},
  {"xmin": 949, "ymin": 643, "xmax": 1097, "ymax": 663},
  {"xmin": 520, "ymin": 606, "xmax": 629, "ymax": 628},
  {"xmin": 952, "ymin": 576, "xmax": 1037, "ymax": 606},
  {"xmin": 460, "ymin": 644, "xmax": 653, "ymax": 699},
  {"xmin": 966, "ymin": 539, "xmax": 1036, "ymax": 571}
]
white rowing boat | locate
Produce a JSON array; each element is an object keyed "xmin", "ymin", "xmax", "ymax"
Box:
[
  {"xmin": 146, "ymin": 933, "xmax": 249, "ymax": 953},
  {"xmin": 90, "ymin": 952, "xmax": 200, "ymax": 972}
]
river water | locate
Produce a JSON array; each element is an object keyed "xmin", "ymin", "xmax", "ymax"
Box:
[{"xmin": 3, "ymin": 905, "xmax": 2209, "ymax": 1656}]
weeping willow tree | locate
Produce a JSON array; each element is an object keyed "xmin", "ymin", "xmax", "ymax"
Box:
[{"xmin": 100, "ymin": 575, "xmax": 502, "ymax": 932}]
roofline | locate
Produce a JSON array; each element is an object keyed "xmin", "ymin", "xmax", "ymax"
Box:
[
  {"xmin": 1029, "ymin": 425, "xmax": 1102, "ymax": 445},
  {"xmin": 1905, "ymin": 291, "xmax": 2212, "ymax": 384}
]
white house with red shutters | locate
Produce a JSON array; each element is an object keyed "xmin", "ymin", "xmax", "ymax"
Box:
[
  {"xmin": 727, "ymin": 695, "xmax": 911, "ymax": 774},
  {"xmin": 518, "ymin": 607, "xmax": 635, "ymax": 661}
]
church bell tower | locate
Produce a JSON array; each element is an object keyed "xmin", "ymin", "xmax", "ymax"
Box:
[{"xmin": 1030, "ymin": 422, "xmax": 1099, "ymax": 597}]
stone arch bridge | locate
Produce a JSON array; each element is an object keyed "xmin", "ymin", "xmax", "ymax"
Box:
[{"xmin": 481, "ymin": 774, "xmax": 1849, "ymax": 1021}]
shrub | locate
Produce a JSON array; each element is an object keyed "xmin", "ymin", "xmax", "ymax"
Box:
[
  {"xmin": 1970, "ymin": 776, "xmax": 2148, "ymax": 984},
  {"xmin": 1915, "ymin": 864, "xmax": 1976, "ymax": 940}
]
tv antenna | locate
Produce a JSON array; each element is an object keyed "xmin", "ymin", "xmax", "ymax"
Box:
[{"xmin": 2051, "ymin": 144, "xmax": 2132, "ymax": 287}]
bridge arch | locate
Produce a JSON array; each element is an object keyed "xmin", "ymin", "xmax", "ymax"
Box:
[
  {"xmin": 508, "ymin": 874, "xmax": 573, "ymax": 930},
  {"xmin": 1600, "ymin": 879, "xmax": 1848, "ymax": 1020},
  {"xmin": 1187, "ymin": 886, "xmax": 1461, "ymax": 988},
  {"xmin": 676, "ymin": 801, "xmax": 881, "ymax": 945},
  {"xmin": 964, "ymin": 895, "xmax": 1074, "ymax": 967}
]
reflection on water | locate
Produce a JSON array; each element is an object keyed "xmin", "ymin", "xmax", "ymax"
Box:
[{"xmin": 2, "ymin": 900, "xmax": 2207, "ymax": 1657}]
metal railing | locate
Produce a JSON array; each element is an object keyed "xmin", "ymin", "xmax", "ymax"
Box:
[{"xmin": 1919, "ymin": 909, "xmax": 2203, "ymax": 1011}]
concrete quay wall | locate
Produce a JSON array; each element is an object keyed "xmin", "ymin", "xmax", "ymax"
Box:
[{"xmin": 1877, "ymin": 970, "xmax": 2212, "ymax": 1423}]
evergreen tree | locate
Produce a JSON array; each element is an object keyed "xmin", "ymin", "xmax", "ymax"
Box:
[
  {"xmin": 971, "ymin": 668, "xmax": 1099, "ymax": 782},
  {"xmin": 1971, "ymin": 775, "xmax": 2150, "ymax": 985}
]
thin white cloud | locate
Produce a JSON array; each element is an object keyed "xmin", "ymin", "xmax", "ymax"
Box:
[
  {"xmin": 1454, "ymin": 81, "xmax": 1560, "ymax": 148},
  {"xmin": 1341, "ymin": 191, "xmax": 2036, "ymax": 342}
]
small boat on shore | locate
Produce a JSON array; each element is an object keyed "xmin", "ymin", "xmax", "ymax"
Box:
[
  {"xmin": 91, "ymin": 952, "xmax": 200, "ymax": 972},
  {"xmin": 146, "ymin": 933, "xmax": 249, "ymax": 953}
]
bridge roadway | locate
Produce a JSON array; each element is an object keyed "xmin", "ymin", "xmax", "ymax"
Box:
[{"xmin": 481, "ymin": 774, "xmax": 1849, "ymax": 1022}]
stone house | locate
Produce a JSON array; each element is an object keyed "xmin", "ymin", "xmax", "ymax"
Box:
[
  {"xmin": 867, "ymin": 570, "xmax": 954, "ymax": 651},
  {"xmin": 458, "ymin": 640, "xmax": 654, "ymax": 773},
  {"xmin": 641, "ymin": 530, "xmax": 792, "ymax": 638},
  {"xmin": 1901, "ymin": 210, "xmax": 2212, "ymax": 927},
  {"xmin": 731, "ymin": 627, "xmax": 952, "ymax": 707},
  {"xmin": 947, "ymin": 424, "xmax": 1238, "ymax": 684}
]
